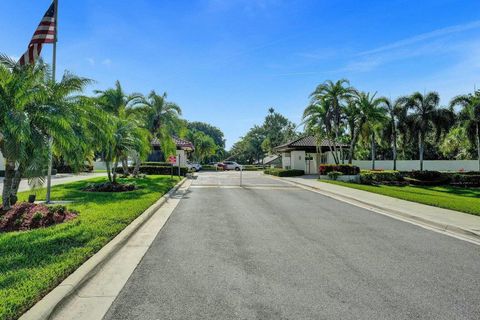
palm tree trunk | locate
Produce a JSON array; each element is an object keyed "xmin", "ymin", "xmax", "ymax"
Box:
[
  {"xmin": 122, "ymin": 158, "xmax": 129, "ymax": 176},
  {"xmin": 10, "ymin": 165, "xmax": 24, "ymax": 204},
  {"xmin": 419, "ymin": 131, "xmax": 424, "ymax": 172},
  {"xmin": 105, "ymin": 161, "xmax": 112, "ymax": 183},
  {"xmin": 371, "ymin": 132, "xmax": 376, "ymax": 170},
  {"xmin": 113, "ymin": 160, "xmax": 119, "ymax": 183},
  {"xmin": 2, "ymin": 159, "xmax": 16, "ymax": 210},
  {"xmin": 476, "ymin": 123, "xmax": 480, "ymax": 172},
  {"xmin": 392, "ymin": 124, "xmax": 397, "ymax": 171},
  {"xmin": 132, "ymin": 152, "xmax": 141, "ymax": 177}
]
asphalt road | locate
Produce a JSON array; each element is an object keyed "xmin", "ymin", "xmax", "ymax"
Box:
[{"xmin": 104, "ymin": 171, "xmax": 480, "ymax": 320}]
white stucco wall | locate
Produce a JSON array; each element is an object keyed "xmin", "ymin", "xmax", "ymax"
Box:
[
  {"xmin": 290, "ymin": 151, "xmax": 306, "ymax": 171},
  {"xmin": 0, "ymin": 156, "xmax": 4, "ymax": 171},
  {"xmin": 282, "ymin": 152, "xmax": 291, "ymax": 169},
  {"xmin": 353, "ymin": 160, "xmax": 480, "ymax": 172}
]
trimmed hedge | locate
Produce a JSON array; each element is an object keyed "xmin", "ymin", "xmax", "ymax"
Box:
[
  {"xmin": 319, "ymin": 164, "xmax": 360, "ymax": 175},
  {"xmin": 360, "ymin": 170, "xmax": 404, "ymax": 185},
  {"xmin": 403, "ymin": 170, "xmax": 449, "ymax": 186},
  {"xmin": 116, "ymin": 165, "xmax": 188, "ymax": 176},
  {"xmin": 449, "ymin": 174, "xmax": 480, "ymax": 187},
  {"xmin": 141, "ymin": 162, "xmax": 172, "ymax": 167},
  {"xmin": 264, "ymin": 168, "xmax": 304, "ymax": 177}
]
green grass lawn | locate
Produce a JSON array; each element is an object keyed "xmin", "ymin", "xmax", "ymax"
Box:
[
  {"xmin": 0, "ymin": 175, "xmax": 180, "ymax": 320},
  {"xmin": 322, "ymin": 180, "xmax": 480, "ymax": 216}
]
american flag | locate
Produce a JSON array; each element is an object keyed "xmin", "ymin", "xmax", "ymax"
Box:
[{"xmin": 19, "ymin": 2, "xmax": 56, "ymax": 66}]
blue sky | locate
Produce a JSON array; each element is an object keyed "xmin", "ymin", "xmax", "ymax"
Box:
[{"xmin": 2, "ymin": 0, "xmax": 480, "ymax": 148}]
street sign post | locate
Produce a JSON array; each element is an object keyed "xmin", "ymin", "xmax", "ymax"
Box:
[{"xmin": 168, "ymin": 155, "xmax": 177, "ymax": 180}]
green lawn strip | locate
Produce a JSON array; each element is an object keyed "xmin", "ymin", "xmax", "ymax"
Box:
[
  {"xmin": 0, "ymin": 175, "xmax": 180, "ymax": 320},
  {"xmin": 320, "ymin": 180, "xmax": 480, "ymax": 216}
]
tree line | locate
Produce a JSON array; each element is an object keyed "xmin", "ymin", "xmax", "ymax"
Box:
[
  {"xmin": 303, "ymin": 79, "xmax": 480, "ymax": 171},
  {"xmin": 231, "ymin": 79, "xmax": 480, "ymax": 171},
  {"xmin": 0, "ymin": 56, "xmax": 225, "ymax": 209},
  {"xmin": 230, "ymin": 108, "xmax": 298, "ymax": 164}
]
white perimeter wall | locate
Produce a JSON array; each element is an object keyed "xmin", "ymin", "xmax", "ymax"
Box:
[{"xmin": 352, "ymin": 160, "xmax": 480, "ymax": 172}]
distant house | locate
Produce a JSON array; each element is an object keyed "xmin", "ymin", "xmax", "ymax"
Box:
[
  {"xmin": 148, "ymin": 137, "xmax": 194, "ymax": 167},
  {"xmin": 274, "ymin": 136, "xmax": 348, "ymax": 174}
]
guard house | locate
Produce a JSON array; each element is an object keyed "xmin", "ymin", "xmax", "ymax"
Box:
[
  {"xmin": 148, "ymin": 137, "xmax": 194, "ymax": 167},
  {"xmin": 274, "ymin": 136, "xmax": 348, "ymax": 174}
]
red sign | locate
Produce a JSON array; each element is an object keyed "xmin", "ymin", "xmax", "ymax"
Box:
[{"xmin": 168, "ymin": 155, "xmax": 177, "ymax": 164}]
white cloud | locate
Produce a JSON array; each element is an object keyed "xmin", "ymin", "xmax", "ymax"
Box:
[
  {"xmin": 357, "ymin": 20, "xmax": 480, "ymax": 56},
  {"xmin": 102, "ymin": 58, "xmax": 112, "ymax": 66},
  {"xmin": 86, "ymin": 58, "xmax": 95, "ymax": 66}
]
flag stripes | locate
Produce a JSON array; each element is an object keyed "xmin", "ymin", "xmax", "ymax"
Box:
[{"xmin": 19, "ymin": 2, "xmax": 56, "ymax": 66}]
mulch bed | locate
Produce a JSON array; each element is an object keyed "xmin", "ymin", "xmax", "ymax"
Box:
[
  {"xmin": 0, "ymin": 202, "xmax": 78, "ymax": 232},
  {"xmin": 82, "ymin": 182, "xmax": 138, "ymax": 192}
]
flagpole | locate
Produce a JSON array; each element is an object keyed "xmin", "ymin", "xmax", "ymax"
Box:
[{"xmin": 46, "ymin": 0, "xmax": 58, "ymax": 204}]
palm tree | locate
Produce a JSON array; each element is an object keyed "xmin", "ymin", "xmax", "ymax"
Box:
[
  {"xmin": 405, "ymin": 92, "xmax": 454, "ymax": 171},
  {"xmin": 302, "ymin": 99, "xmax": 339, "ymax": 163},
  {"xmin": 0, "ymin": 56, "xmax": 106, "ymax": 209},
  {"xmin": 344, "ymin": 97, "xmax": 362, "ymax": 164},
  {"xmin": 309, "ymin": 79, "xmax": 354, "ymax": 162},
  {"xmin": 354, "ymin": 92, "xmax": 387, "ymax": 170},
  {"xmin": 188, "ymin": 131, "xmax": 217, "ymax": 163},
  {"xmin": 379, "ymin": 97, "xmax": 407, "ymax": 170},
  {"xmin": 137, "ymin": 91, "xmax": 183, "ymax": 159},
  {"xmin": 95, "ymin": 81, "xmax": 145, "ymax": 175},
  {"xmin": 450, "ymin": 91, "xmax": 480, "ymax": 170}
]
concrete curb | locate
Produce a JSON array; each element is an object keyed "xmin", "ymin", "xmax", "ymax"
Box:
[
  {"xmin": 268, "ymin": 174, "xmax": 480, "ymax": 243},
  {"xmin": 19, "ymin": 177, "xmax": 187, "ymax": 320}
]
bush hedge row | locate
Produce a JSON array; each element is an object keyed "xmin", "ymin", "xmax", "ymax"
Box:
[
  {"xmin": 357, "ymin": 170, "xmax": 480, "ymax": 187},
  {"xmin": 319, "ymin": 164, "xmax": 360, "ymax": 175},
  {"xmin": 264, "ymin": 168, "xmax": 304, "ymax": 177},
  {"xmin": 360, "ymin": 170, "xmax": 404, "ymax": 185},
  {"xmin": 116, "ymin": 165, "xmax": 188, "ymax": 176}
]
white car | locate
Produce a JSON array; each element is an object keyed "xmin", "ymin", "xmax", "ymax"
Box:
[
  {"xmin": 187, "ymin": 162, "xmax": 202, "ymax": 172},
  {"xmin": 222, "ymin": 161, "xmax": 243, "ymax": 171}
]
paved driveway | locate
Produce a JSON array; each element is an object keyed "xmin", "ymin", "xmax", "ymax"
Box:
[{"xmin": 104, "ymin": 171, "xmax": 480, "ymax": 320}]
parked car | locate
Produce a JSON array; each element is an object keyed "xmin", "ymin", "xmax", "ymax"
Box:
[
  {"xmin": 222, "ymin": 161, "xmax": 243, "ymax": 171},
  {"xmin": 187, "ymin": 161, "xmax": 202, "ymax": 172}
]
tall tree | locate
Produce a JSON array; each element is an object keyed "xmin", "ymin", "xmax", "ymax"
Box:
[
  {"xmin": 0, "ymin": 56, "xmax": 107, "ymax": 209},
  {"xmin": 187, "ymin": 121, "xmax": 225, "ymax": 149},
  {"xmin": 309, "ymin": 79, "xmax": 354, "ymax": 162},
  {"xmin": 405, "ymin": 92, "xmax": 454, "ymax": 171},
  {"xmin": 354, "ymin": 92, "xmax": 387, "ymax": 170},
  {"xmin": 379, "ymin": 97, "xmax": 407, "ymax": 170},
  {"xmin": 137, "ymin": 91, "xmax": 183, "ymax": 159},
  {"xmin": 262, "ymin": 108, "xmax": 297, "ymax": 154},
  {"xmin": 95, "ymin": 81, "xmax": 145, "ymax": 175},
  {"xmin": 450, "ymin": 91, "xmax": 480, "ymax": 170}
]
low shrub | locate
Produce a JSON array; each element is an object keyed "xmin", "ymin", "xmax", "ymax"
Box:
[
  {"xmin": 449, "ymin": 174, "xmax": 480, "ymax": 187},
  {"xmin": 115, "ymin": 165, "xmax": 188, "ymax": 176},
  {"xmin": 264, "ymin": 168, "xmax": 304, "ymax": 177},
  {"xmin": 327, "ymin": 171, "xmax": 343, "ymax": 180},
  {"xmin": 141, "ymin": 162, "xmax": 172, "ymax": 167},
  {"xmin": 361, "ymin": 170, "xmax": 404, "ymax": 185},
  {"xmin": 403, "ymin": 170, "xmax": 450, "ymax": 186},
  {"xmin": 319, "ymin": 164, "xmax": 360, "ymax": 175},
  {"xmin": 82, "ymin": 182, "xmax": 138, "ymax": 192}
]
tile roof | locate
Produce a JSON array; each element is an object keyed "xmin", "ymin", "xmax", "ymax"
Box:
[
  {"xmin": 274, "ymin": 136, "xmax": 348, "ymax": 150},
  {"xmin": 151, "ymin": 137, "xmax": 194, "ymax": 150}
]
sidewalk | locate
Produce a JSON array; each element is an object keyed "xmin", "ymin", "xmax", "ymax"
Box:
[
  {"xmin": 281, "ymin": 175, "xmax": 480, "ymax": 242},
  {"xmin": 0, "ymin": 172, "xmax": 105, "ymax": 194}
]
